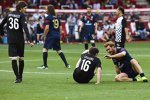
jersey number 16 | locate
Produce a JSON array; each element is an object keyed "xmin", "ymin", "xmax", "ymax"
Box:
[{"xmin": 81, "ymin": 59, "xmax": 91, "ymax": 72}]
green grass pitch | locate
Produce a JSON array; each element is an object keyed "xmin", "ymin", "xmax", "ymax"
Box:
[{"xmin": 0, "ymin": 42, "xmax": 150, "ymax": 100}]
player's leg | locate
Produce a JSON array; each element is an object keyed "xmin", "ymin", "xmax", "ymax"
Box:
[
  {"xmin": 42, "ymin": 48, "xmax": 48, "ymax": 68},
  {"xmin": 115, "ymin": 73, "xmax": 133, "ymax": 82},
  {"xmin": 83, "ymin": 35, "xmax": 89, "ymax": 50},
  {"xmin": 9, "ymin": 43, "xmax": 20, "ymax": 83},
  {"xmin": 56, "ymin": 50, "xmax": 70, "ymax": 68},
  {"xmin": 90, "ymin": 34, "xmax": 96, "ymax": 47},
  {"xmin": 131, "ymin": 59, "xmax": 148, "ymax": 82},
  {"xmin": 54, "ymin": 38, "xmax": 70, "ymax": 68},
  {"xmin": 18, "ymin": 42, "xmax": 25, "ymax": 82}
]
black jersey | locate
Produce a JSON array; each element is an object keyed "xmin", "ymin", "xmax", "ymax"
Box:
[
  {"xmin": 81, "ymin": 14, "xmax": 97, "ymax": 34},
  {"xmin": 112, "ymin": 48, "xmax": 133, "ymax": 72},
  {"xmin": 76, "ymin": 53, "xmax": 101, "ymax": 76},
  {"xmin": 0, "ymin": 11, "xmax": 31, "ymax": 43}
]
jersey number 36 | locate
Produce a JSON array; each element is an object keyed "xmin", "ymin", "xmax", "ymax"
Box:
[{"xmin": 9, "ymin": 17, "xmax": 19, "ymax": 30}]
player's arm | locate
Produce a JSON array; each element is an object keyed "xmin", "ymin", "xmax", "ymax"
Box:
[
  {"xmin": 79, "ymin": 21, "xmax": 83, "ymax": 33},
  {"xmin": 95, "ymin": 67, "xmax": 102, "ymax": 84},
  {"xmin": 105, "ymin": 51, "xmax": 126, "ymax": 59},
  {"xmin": 60, "ymin": 25, "xmax": 62, "ymax": 34},
  {"xmin": 115, "ymin": 65, "xmax": 120, "ymax": 74},
  {"xmin": 0, "ymin": 16, "xmax": 7, "ymax": 36},
  {"xmin": 75, "ymin": 58, "xmax": 81, "ymax": 68},
  {"xmin": 21, "ymin": 15, "xmax": 33, "ymax": 46},
  {"xmin": 122, "ymin": 18, "xmax": 131, "ymax": 42},
  {"xmin": 44, "ymin": 25, "xmax": 49, "ymax": 38},
  {"xmin": 43, "ymin": 17, "xmax": 50, "ymax": 38}
]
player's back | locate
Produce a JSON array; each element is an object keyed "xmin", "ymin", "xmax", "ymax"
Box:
[
  {"xmin": 46, "ymin": 15, "xmax": 61, "ymax": 38},
  {"xmin": 78, "ymin": 53, "xmax": 100, "ymax": 75},
  {"xmin": 6, "ymin": 11, "xmax": 25, "ymax": 43}
]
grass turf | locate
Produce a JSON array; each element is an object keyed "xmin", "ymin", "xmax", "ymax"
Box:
[{"xmin": 0, "ymin": 42, "xmax": 150, "ymax": 100}]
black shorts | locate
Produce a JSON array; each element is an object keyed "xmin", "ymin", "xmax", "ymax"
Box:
[
  {"xmin": 44, "ymin": 37, "xmax": 61, "ymax": 50},
  {"xmin": 122, "ymin": 63, "xmax": 138, "ymax": 78},
  {"xmin": 73, "ymin": 68, "xmax": 94, "ymax": 83},
  {"xmin": 126, "ymin": 70, "xmax": 138, "ymax": 78},
  {"xmin": 8, "ymin": 42, "xmax": 25, "ymax": 57}
]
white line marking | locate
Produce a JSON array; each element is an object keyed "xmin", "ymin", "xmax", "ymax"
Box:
[
  {"xmin": 0, "ymin": 69, "xmax": 115, "ymax": 75},
  {"xmin": 0, "ymin": 70, "xmax": 150, "ymax": 76}
]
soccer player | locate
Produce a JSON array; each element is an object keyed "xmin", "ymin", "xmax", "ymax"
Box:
[
  {"xmin": 79, "ymin": 6, "xmax": 98, "ymax": 50},
  {"xmin": 104, "ymin": 41, "xmax": 148, "ymax": 82},
  {"xmin": 73, "ymin": 47, "xmax": 102, "ymax": 84},
  {"xmin": 0, "ymin": 1, "xmax": 34, "ymax": 83},
  {"xmin": 38, "ymin": 4, "xmax": 70, "ymax": 69},
  {"xmin": 115, "ymin": 6, "xmax": 131, "ymax": 50}
]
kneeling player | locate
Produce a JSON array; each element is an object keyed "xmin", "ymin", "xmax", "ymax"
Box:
[
  {"xmin": 104, "ymin": 41, "xmax": 148, "ymax": 82},
  {"xmin": 73, "ymin": 47, "xmax": 102, "ymax": 84}
]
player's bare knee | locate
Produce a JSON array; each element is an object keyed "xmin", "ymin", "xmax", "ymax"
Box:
[{"xmin": 115, "ymin": 76, "xmax": 120, "ymax": 82}]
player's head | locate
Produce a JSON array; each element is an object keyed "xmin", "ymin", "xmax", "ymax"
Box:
[
  {"xmin": 16, "ymin": 1, "xmax": 27, "ymax": 13},
  {"xmin": 46, "ymin": 4, "xmax": 56, "ymax": 16},
  {"xmin": 104, "ymin": 41, "xmax": 115, "ymax": 54},
  {"xmin": 89, "ymin": 47, "xmax": 99, "ymax": 56},
  {"xmin": 86, "ymin": 6, "xmax": 92, "ymax": 15},
  {"xmin": 116, "ymin": 6, "xmax": 124, "ymax": 16}
]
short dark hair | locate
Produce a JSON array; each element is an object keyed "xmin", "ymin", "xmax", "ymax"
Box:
[
  {"xmin": 118, "ymin": 6, "xmax": 124, "ymax": 14},
  {"xmin": 89, "ymin": 47, "xmax": 99, "ymax": 56},
  {"xmin": 104, "ymin": 41, "xmax": 115, "ymax": 48},
  {"xmin": 16, "ymin": 1, "xmax": 27, "ymax": 11},
  {"xmin": 47, "ymin": 4, "xmax": 56, "ymax": 16}
]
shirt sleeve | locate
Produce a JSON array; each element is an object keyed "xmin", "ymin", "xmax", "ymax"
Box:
[
  {"xmin": 45, "ymin": 16, "xmax": 50, "ymax": 25},
  {"xmin": 21, "ymin": 14, "xmax": 32, "ymax": 42},
  {"xmin": 96, "ymin": 58, "xmax": 102, "ymax": 69}
]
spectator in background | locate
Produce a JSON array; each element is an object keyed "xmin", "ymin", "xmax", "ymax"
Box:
[
  {"xmin": 135, "ymin": 17, "xmax": 147, "ymax": 40},
  {"xmin": 67, "ymin": 13, "xmax": 76, "ymax": 43},
  {"xmin": 93, "ymin": 1, "xmax": 101, "ymax": 9}
]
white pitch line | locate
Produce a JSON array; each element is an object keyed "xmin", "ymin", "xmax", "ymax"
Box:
[
  {"xmin": 0, "ymin": 69, "xmax": 150, "ymax": 76},
  {"xmin": 0, "ymin": 69, "xmax": 115, "ymax": 75}
]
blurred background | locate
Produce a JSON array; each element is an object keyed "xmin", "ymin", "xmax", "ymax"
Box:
[{"xmin": 0, "ymin": 0, "xmax": 150, "ymax": 44}]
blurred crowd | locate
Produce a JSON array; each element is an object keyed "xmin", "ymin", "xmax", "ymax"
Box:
[
  {"xmin": 0, "ymin": 0, "xmax": 149, "ymax": 10},
  {"xmin": 0, "ymin": 0, "xmax": 150, "ymax": 44}
]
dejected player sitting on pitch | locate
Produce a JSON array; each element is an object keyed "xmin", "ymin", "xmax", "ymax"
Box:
[
  {"xmin": 73, "ymin": 47, "xmax": 102, "ymax": 84},
  {"xmin": 104, "ymin": 41, "xmax": 148, "ymax": 82}
]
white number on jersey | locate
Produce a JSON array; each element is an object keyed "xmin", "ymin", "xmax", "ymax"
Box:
[
  {"xmin": 9, "ymin": 17, "xmax": 19, "ymax": 30},
  {"xmin": 80, "ymin": 59, "xmax": 91, "ymax": 72}
]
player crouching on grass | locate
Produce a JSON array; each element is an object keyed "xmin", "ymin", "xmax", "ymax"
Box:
[
  {"xmin": 104, "ymin": 41, "xmax": 148, "ymax": 82},
  {"xmin": 73, "ymin": 47, "xmax": 102, "ymax": 84}
]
